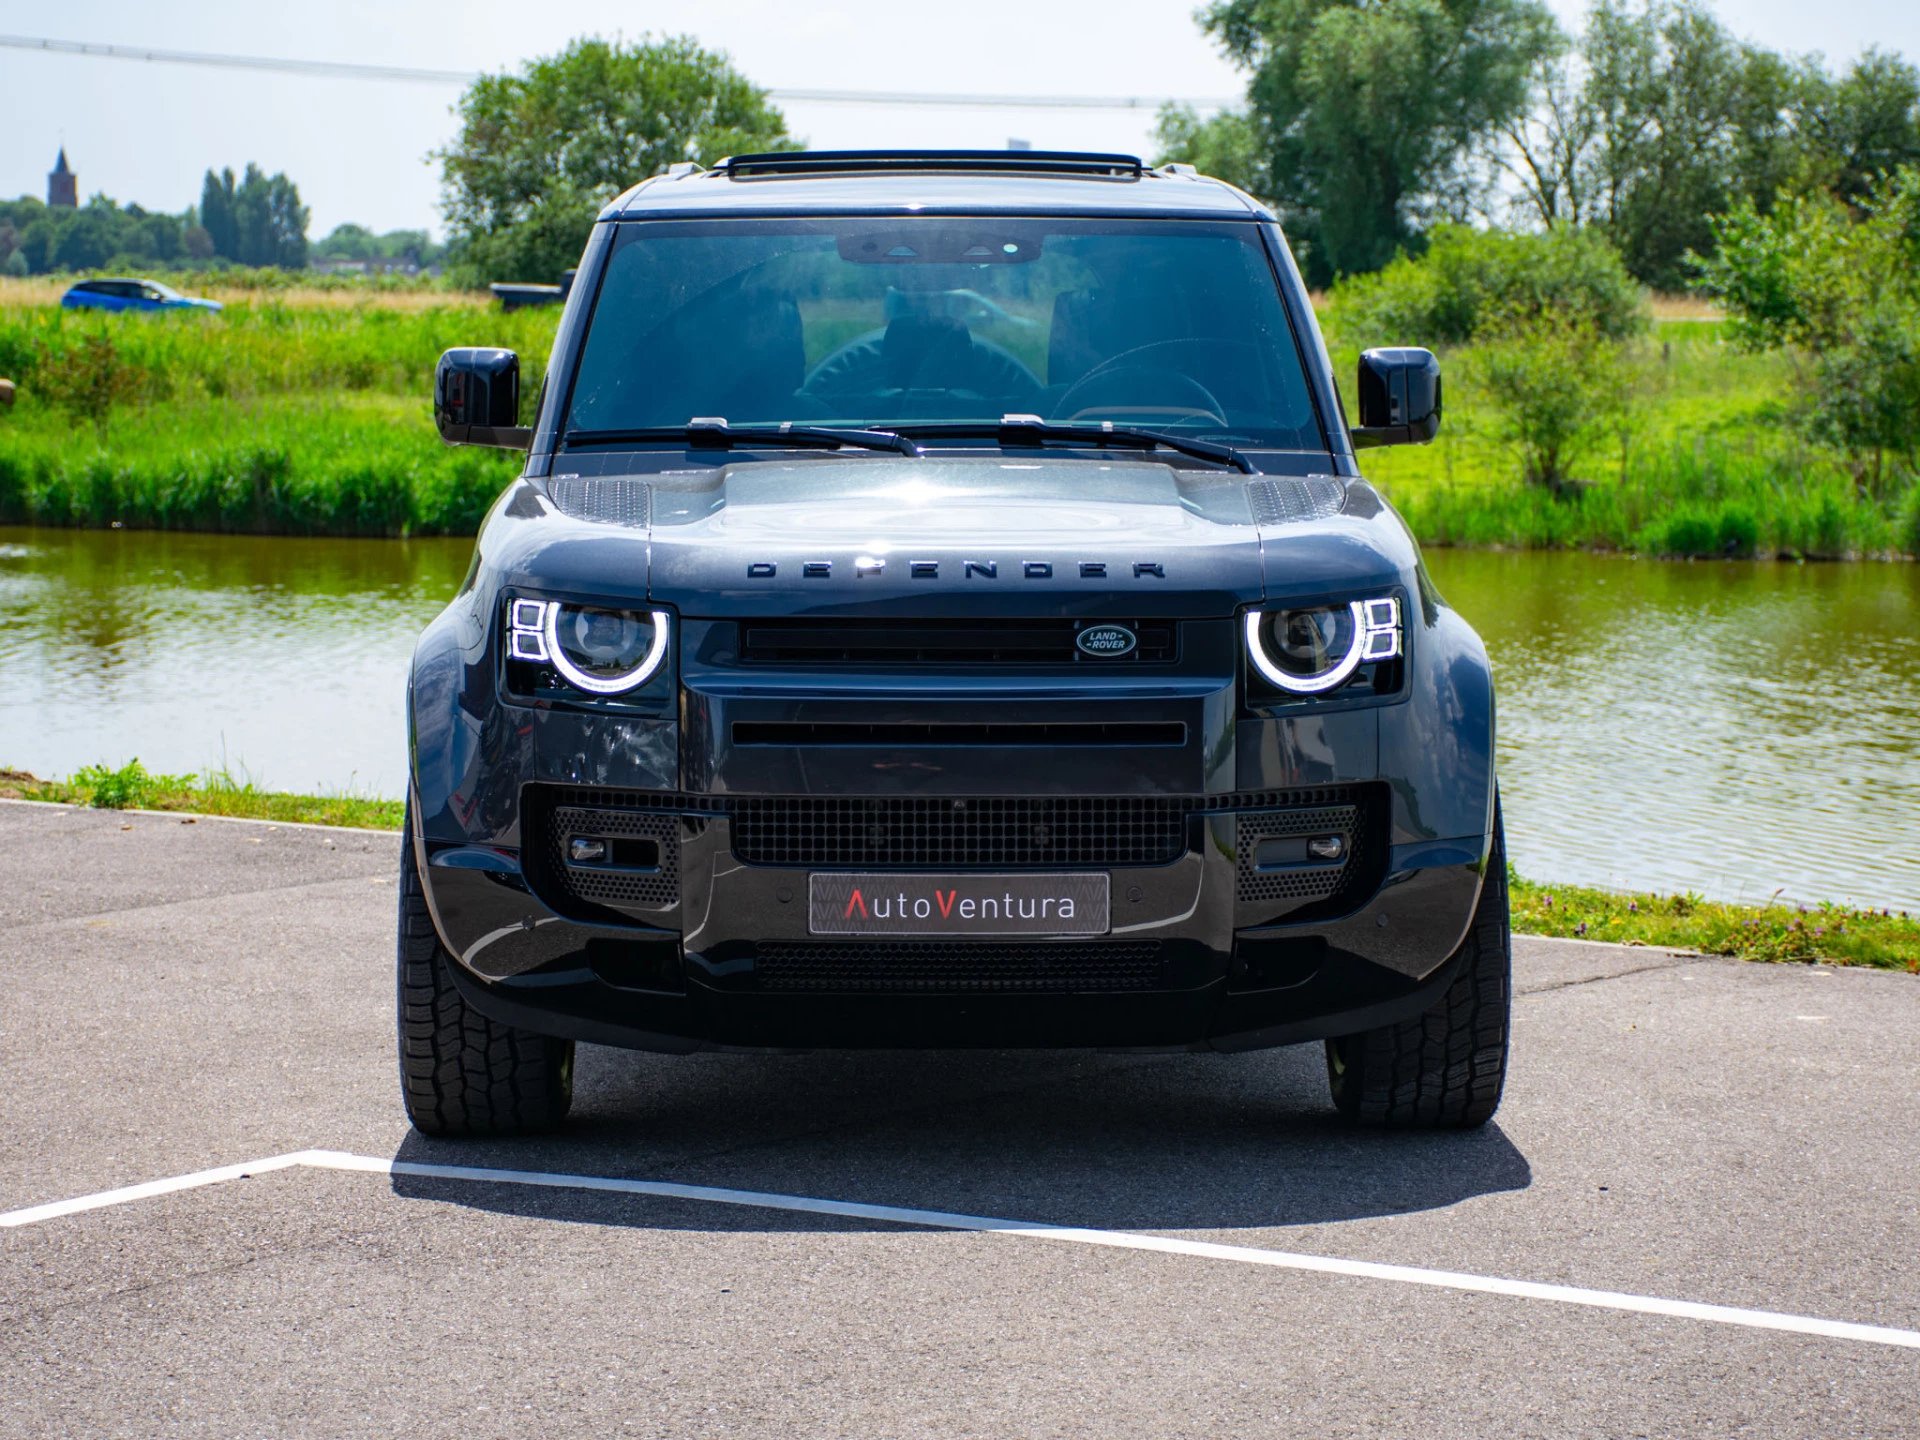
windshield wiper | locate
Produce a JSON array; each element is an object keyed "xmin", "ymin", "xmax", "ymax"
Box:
[
  {"xmin": 891, "ymin": 415, "xmax": 1255, "ymax": 474},
  {"xmin": 563, "ymin": 418, "xmax": 919, "ymax": 457}
]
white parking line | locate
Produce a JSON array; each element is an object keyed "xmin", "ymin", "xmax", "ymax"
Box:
[
  {"xmin": 0, "ymin": 1152, "xmax": 310, "ymax": 1227},
  {"xmin": 7, "ymin": 1148, "xmax": 1920, "ymax": 1352}
]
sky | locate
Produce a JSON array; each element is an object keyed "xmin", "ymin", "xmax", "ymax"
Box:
[{"xmin": 3, "ymin": 0, "xmax": 1918, "ymax": 239}]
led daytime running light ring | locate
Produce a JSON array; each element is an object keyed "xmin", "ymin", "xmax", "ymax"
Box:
[
  {"xmin": 536, "ymin": 603, "xmax": 672, "ymax": 694},
  {"xmin": 1246, "ymin": 597, "xmax": 1399, "ymax": 695}
]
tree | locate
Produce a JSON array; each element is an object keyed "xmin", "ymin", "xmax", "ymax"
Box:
[
  {"xmin": 436, "ymin": 35, "xmax": 796, "ymax": 284},
  {"xmin": 1493, "ymin": 4, "xmax": 1920, "ymax": 288},
  {"xmin": 1798, "ymin": 50, "xmax": 1920, "ymax": 210},
  {"xmin": 1698, "ymin": 167, "xmax": 1920, "ymax": 499},
  {"xmin": 315, "ymin": 223, "xmax": 377, "ymax": 262},
  {"xmin": 1580, "ymin": 1, "xmax": 1770, "ymax": 288},
  {"xmin": 199, "ymin": 169, "xmax": 238, "ymax": 261},
  {"xmin": 52, "ymin": 204, "xmax": 118, "ymax": 271},
  {"xmin": 1151, "ymin": 105, "xmax": 1269, "ymax": 197},
  {"xmin": 230, "ymin": 164, "xmax": 309, "ymax": 267},
  {"xmin": 1194, "ymin": 0, "xmax": 1561, "ymax": 284},
  {"xmin": 1326, "ymin": 222, "xmax": 1646, "ymax": 346},
  {"xmin": 17, "ymin": 217, "xmax": 58, "ymax": 274},
  {"xmin": 313, "ymin": 225, "xmax": 444, "ymax": 266}
]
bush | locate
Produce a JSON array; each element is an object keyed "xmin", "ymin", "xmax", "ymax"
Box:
[
  {"xmin": 71, "ymin": 758, "xmax": 189, "ymax": 809},
  {"xmin": 1471, "ymin": 310, "xmax": 1635, "ymax": 491},
  {"xmin": 31, "ymin": 331, "xmax": 151, "ymax": 430},
  {"xmin": 1700, "ymin": 169, "xmax": 1920, "ymax": 498},
  {"xmin": 1326, "ymin": 224, "xmax": 1648, "ymax": 347}
]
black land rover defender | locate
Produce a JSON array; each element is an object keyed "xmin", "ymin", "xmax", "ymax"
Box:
[{"xmin": 404, "ymin": 150, "xmax": 1504, "ymax": 1136}]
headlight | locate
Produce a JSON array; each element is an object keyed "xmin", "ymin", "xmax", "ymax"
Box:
[
  {"xmin": 508, "ymin": 599, "xmax": 671, "ymax": 694},
  {"xmin": 1245, "ymin": 597, "xmax": 1400, "ymax": 694}
]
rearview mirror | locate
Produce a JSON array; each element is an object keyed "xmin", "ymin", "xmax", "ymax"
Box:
[
  {"xmin": 1352, "ymin": 348, "xmax": 1441, "ymax": 449},
  {"xmin": 435, "ymin": 348, "xmax": 531, "ymax": 449}
]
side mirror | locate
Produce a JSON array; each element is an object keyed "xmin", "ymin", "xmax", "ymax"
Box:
[
  {"xmin": 1352, "ymin": 347, "xmax": 1441, "ymax": 449},
  {"xmin": 435, "ymin": 348, "xmax": 531, "ymax": 449}
]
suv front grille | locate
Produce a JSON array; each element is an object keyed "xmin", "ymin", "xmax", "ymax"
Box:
[
  {"xmin": 521, "ymin": 785, "xmax": 1387, "ymax": 918},
  {"xmin": 751, "ymin": 940, "xmax": 1165, "ymax": 993},
  {"xmin": 730, "ymin": 795, "xmax": 1190, "ymax": 867},
  {"xmin": 736, "ymin": 617, "xmax": 1177, "ymax": 665}
]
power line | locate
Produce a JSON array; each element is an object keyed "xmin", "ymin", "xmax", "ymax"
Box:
[{"xmin": 0, "ymin": 34, "xmax": 1237, "ymax": 111}]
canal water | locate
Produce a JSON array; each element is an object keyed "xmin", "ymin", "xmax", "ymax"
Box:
[{"xmin": 2, "ymin": 526, "xmax": 1915, "ymax": 909}]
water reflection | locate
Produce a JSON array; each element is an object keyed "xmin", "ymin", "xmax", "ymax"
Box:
[
  {"xmin": 1426, "ymin": 550, "xmax": 1920, "ymax": 909},
  {"xmin": 0, "ymin": 526, "xmax": 472, "ymax": 799},
  {"xmin": 1, "ymin": 527, "xmax": 1914, "ymax": 908}
]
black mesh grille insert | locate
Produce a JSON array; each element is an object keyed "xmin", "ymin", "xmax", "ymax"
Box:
[
  {"xmin": 737, "ymin": 617, "xmax": 1177, "ymax": 665},
  {"xmin": 752, "ymin": 940, "xmax": 1165, "ymax": 993},
  {"xmin": 523, "ymin": 785, "xmax": 1386, "ymax": 889},
  {"xmin": 730, "ymin": 795, "xmax": 1190, "ymax": 867},
  {"xmin": 732, "ymin": 721, "xmax": 1184, "ymax": 748}
]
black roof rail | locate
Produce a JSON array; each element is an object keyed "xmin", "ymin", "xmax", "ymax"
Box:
[{"xmin": 716, "ymin": 150, "xmax": 1147, "ymax": 179}]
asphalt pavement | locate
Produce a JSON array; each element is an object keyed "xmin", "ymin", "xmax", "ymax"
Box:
[{"xmin": 2, "ymin": 800, "xmax": 1917, "ymax": 1438}]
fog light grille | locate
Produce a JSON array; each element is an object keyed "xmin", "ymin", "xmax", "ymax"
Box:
[
  {"xmin": 544, "ymin": 806, "xmax": 679, "ymax": 909},
  {"xmin": 1235, "ymin": 805, "xmax": 1362, "ymax": 909}
]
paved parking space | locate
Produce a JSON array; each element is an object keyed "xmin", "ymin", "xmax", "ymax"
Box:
[{"xmin": 3, "ymin": 801, "xmax": 1918, "ymax": 1437}]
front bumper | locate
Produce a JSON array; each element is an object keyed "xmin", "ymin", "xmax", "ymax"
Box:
[{"xmin": 415, "ymin": 791, "xmax": 1488, "ymax": 1053}]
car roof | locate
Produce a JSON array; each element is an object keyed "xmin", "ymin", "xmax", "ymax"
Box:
[{"xmin": 603, "ymin": 151, "xmax": 1272, "ymax": 222}]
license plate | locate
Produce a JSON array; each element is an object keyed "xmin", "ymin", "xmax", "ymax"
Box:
[{"xmin": 809, "ymin": 872, "xmax": 1111, "ymax": 937}]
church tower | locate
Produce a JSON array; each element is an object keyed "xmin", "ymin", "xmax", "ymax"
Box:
[{"xmin": 48, "ymin": 149, "xmax": 77, "ymax": 209}]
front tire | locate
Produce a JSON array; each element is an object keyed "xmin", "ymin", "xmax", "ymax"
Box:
[
  {"xmin": 396, "ymin": 805, "xmax": 574, "ymax": 1137},
  {"xmin": 1325, "ymin": 803, "xmax": 1511, "ymax": 1129}
]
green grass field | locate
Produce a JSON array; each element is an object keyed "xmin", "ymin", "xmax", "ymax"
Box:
[
  {"xmin": 0, "ymin": 284, "xmax": 550, "ymax": 535},
  {"xmin": 1, "ymin": 280, "xmax": 1910, "ymax": 553},
  {"xmin": 1332, "ymin": 323, "xmax": 1910, "ymax": 558}
]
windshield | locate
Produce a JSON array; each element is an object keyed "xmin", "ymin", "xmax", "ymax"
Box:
[{"xmin": 564, "ymin": 217, "xmax": 1324, "ymax": 450}]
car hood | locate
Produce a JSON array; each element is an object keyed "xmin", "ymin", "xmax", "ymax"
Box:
[
  {"xmin": 656, "ymin": 458, "xmax": 1266, "ymax": 617},
  {"xmin": 512, "ymin": 458, "xmax": 1415, "ymax": 617}
]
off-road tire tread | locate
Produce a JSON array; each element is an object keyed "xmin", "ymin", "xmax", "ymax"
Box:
[
  {"xmin": 396, "ymin": 811, "xmax": 572, "ymax": 1136},
  {"xmin": 1326, "ymin": 806, "xmax": 1511, "ymax": 1129}
]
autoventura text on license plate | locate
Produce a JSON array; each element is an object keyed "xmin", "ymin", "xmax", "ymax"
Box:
[{"xmin": 809, "ymin": 873, "xmax": 1111, "ymax": 936}]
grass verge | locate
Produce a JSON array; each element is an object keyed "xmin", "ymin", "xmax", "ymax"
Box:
[
  {"xmin": 5, "ymin": 762, "xmax": 1915, "ymax": 972},
  {"xmin": 1511, "ymin": 874, "xmax": 1918, "ymax": 972},
  {"xmin": 0, "ymin": 761, "xmax": 403, "ymax": 830}
]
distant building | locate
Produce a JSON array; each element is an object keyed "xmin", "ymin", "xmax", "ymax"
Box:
[{"xmin": 47, "ymin": 148, "xmax": 77, "ymax": 208}]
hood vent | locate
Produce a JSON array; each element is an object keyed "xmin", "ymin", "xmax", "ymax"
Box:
[
  {"xmin": 737, "ymin": 617, "xmax": 1177, "ymax": 666},
  {"xmin": 1248, "ymin": 477, "xmax": 1345, "ymax": 525},
  {"xmin": 548, "ymin": 477, "xmax": 651, "ymax": 528}
]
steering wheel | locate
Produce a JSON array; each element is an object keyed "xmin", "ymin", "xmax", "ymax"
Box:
[
  {"xmin": 803, "ymin": 327, "xmax": 1043, "ymax": 408},
  {"xmin": 1054, "ymin": 339, "xmax": 1238, "ymax": 426}
]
